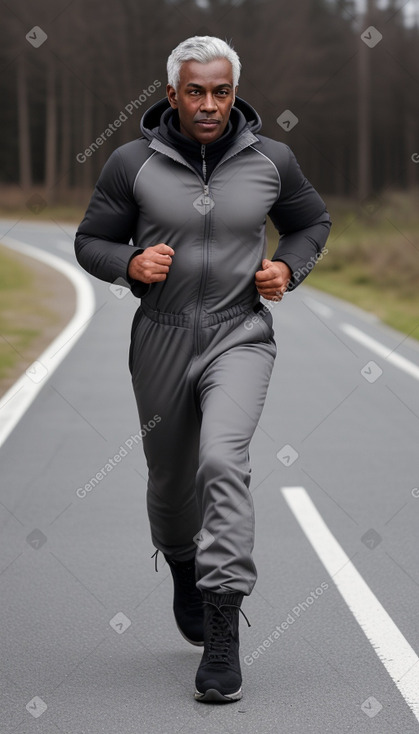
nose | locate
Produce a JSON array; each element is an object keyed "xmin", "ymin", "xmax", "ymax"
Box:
[{"xmin": 200, "ymin": 93, "xmax": 217, "ymax": 112}]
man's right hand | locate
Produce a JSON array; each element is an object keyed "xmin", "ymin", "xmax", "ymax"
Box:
[{"xmin": 128, "ymin": 243, "xmax": 174, "ymax": 284}]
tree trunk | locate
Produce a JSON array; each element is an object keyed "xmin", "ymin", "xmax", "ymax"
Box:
[
  {"xmin": 358, "ymin": 0, "xmax": 378, "ymax": 201},
  {"xmin": 45, "ymin": 62, "xmax": 57, "ymax": 202},
  {"xmin": 17, "ymin": 53, "xmax": 32, "ymax": 193},
  {"xmin": 59, "ymin": 68, "xmax": 71, "ymax": 196},
  {"xmin": 357, "ymin": 27, "xmax": 371, "ymax": 200},
  {"xmin": 406, "ymin": 114, "xmax": 417, "ymax": 189},
  {"xmin": 82, "ymin": 84, "xmax": 93, "ymax": 192}
]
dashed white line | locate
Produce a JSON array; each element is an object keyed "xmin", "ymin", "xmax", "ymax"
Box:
[
  {"xmin": 282, "ymin": 486, "xmax": 419, "ymax": 722},
  {"xmin": 0, "ymin": 236, "xmax": 95, "ymax": 449},
  {"xmin": 341, "ymin": 323, "xmax": 419, "ymax": 381},
  {"xmin": 303, "ymin": 297, "xmax": 333, "ymax": 319}
]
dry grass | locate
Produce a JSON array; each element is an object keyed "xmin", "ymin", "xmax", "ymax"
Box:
[
  {"xmin": 0, "ymin": 244, "xmax": 75, "ymax": 396},
  {"xmin": 267, "ymin": 189, "xmax": 419, "ymax": 339},
  {"xmin": 0, "ymin": 185, "xmax": 86, "ymax": 223},
  {"xmin": 1, "ymin": 186, "xmax": 418, "ymax": 358}
]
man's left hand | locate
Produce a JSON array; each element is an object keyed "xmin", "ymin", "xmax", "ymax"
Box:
[{"xmin": 255, "ymin": 259, "xmax": 292, "ymax": 301}]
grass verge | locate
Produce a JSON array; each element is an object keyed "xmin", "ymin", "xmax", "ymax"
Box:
[
  {"xmin": 0, "ymin": 248, "xmax": 40, "ymax": 380},
  {"xmin": 0, "ymin": 243, "xmax": 75, "ymax": 396},
  {"xmin": 267, "ymin": 189, "xmax": 419, "ymax": 341},
  {"xmin": 1, "ymin": 188, "xmax": 418, "ymax": 387}
]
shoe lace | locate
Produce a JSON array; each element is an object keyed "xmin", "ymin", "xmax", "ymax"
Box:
[
  {"xmin": 152, "ymin": 550, "xmax": 201, "ymax": 605},
  {"xmin": 151, "ymin": 549, "xmax": 160, "ymax": 572},
  {"xmin": 151, "ymin": 550, "xmax": 195, "ymax": 582},
  {"xmin": 203, "ymin": 601, "xmax": 251, "ymax": 663}
]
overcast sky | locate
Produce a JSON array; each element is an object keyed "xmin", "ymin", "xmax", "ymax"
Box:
[
  {"xmin": 191, "ymin": 0, "xmax": 419, "ymax": 26},
  {"xmin": 348, "ymin": 0, "xmax": 417, "ymax": 25}
]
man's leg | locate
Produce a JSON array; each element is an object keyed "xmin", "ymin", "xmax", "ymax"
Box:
[
  {"xmin": 130, "ymin": 316, "xmax": 202, "ymax": 560},
  {"xmin": 195, "ymin": 338, "xmax": 276, "ymax": 594},
  {"xmin": 130, "ymin": 315, "xmax": 204, "ymax": 644},
  {"xmin": 193, "ymin": 336, "xmax": 276, "ymax": 702}
]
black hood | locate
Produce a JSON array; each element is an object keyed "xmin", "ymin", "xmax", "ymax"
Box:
[
  {"xmin": 140, "ymin": 96, "xmax": 262, "ymax": 142},
  {"xmin": 139, "ymin": 96, "xmax": 262, "ymax": 183}
]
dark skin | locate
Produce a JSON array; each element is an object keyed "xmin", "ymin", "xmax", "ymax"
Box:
[{"xmin": 128, "ymin": 58, "xmax": 291, "ymax": 300}]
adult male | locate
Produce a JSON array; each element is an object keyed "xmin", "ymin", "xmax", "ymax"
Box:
[{"xmin": 75, "ymin": 35, "xmax": 331, "ymax": 703}]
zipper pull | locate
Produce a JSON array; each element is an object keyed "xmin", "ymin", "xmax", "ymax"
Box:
[
  {"xmin": 201, "ymin": 144, "xmax": 207, "ymax": 183},
  {"xmin": 203, "ymin": 184, "xmax": 210, "ymax": 204}
]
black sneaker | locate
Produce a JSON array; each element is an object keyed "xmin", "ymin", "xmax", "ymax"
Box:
[
  {"xmin": 194, "ymin": 590, "xmax": 250, "ymax": 703},
  {"xmin": 163, "ymin": 553, "xmax": 204, "ymax": 646}
]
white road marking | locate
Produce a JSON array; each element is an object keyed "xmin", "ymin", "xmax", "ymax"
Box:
[
  {"xmin": 303, "ymin": 297, "xmax": 333, "ymax": 319},
  {"xmin": 341, "ymin": 323, "xmax": 419, "ymax": 381},
  {"xmin": 0, "ymin": 236, "xmax": 95, "ymax": 448},
  {"xmin": 282, "ymin": 486, "xmax": 419, "ymax": 721}
]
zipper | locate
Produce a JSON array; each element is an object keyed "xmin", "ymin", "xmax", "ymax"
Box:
[
  {"xmin": 192, "ymin": 144, "xmax": 209, "ymax": 354},
  {"xmin": 156, "ymin": 146, "xmax": 207, "ymax": 317},
  {"xmin": 193, "ymin": 141, "xmax": 251, "ymax": 355},
  {"xmin": 193, "ymin": 179, "xmax": 211, "ymax": 355},
  {"xmin": 150, "ymin": 139, "xmax": 252, "ymax": 354}
]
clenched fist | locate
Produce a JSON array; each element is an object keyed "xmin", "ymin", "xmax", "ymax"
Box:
[
  {"xmin": 128, "ymin": 243, "xmax": 175, "ymax": 284},
  {"xmin": 255, "ymin": 259, "xmax": 292, "ymax": 301}
]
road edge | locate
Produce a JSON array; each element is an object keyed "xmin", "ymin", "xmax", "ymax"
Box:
[{"xmin": 0, "ymin": 236, "xmax": 95, "ymax": 449}]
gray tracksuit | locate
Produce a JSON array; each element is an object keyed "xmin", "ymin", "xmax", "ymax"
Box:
[{"xmin": 75, "ymin": 97, "xmax": 331, "ymax": 595}]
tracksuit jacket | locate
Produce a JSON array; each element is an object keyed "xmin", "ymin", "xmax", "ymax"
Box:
[{"xmin": 75, "ymin": 97, "xmax": 331, "ymax": 595}]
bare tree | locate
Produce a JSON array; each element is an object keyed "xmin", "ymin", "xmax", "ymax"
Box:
[
  {"xmin": 45, "ymin": 60, "xmax": 57, "ymax": 200},
  {"xmin": 2, "ymin": 0, "xmax": 419, "ymax": 198},
  {"xmin": 17, "ymin": 52, "xmax": 32, "ymax": 193},
  {"xmin": 357, "ymin": 0, "xmax": 378, "ymax": 201}
]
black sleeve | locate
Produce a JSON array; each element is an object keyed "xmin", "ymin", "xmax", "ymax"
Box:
[
  {"xmin": 268, "ymin": 145, "xmax": 331, "ymax": 290},
  {"xmin": 74, "ymin": 148, "xmax": 150, "ymax": 298}
]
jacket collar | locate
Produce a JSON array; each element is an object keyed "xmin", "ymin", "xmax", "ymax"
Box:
[{"xmin": 148, "ymin": 128, "xmax": 259, "ymax": 174}]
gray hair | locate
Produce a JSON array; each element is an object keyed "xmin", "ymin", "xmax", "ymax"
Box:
[{"xmin": 167, "ymin": 36, "xmax": 241, "ymax": 91}]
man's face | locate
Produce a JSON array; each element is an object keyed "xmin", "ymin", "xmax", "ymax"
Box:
[{"xmin": 167, "ymin": 58, "xmax": 238, "ymax": 145}]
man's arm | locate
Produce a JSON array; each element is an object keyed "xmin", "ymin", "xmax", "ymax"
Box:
[
  {"xmin": 74, "ymin": 147, "xmax": 150, "ymax": 298},
  {"xmin": 266, "ymin": 144, "xmax": 331, "ymax": 291}
]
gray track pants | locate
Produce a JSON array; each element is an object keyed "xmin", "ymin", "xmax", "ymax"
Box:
[{"xmin": 129, "ymin": 298, "xmax": 277, "ymax": 595}]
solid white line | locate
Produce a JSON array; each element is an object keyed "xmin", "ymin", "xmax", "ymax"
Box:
[
  {"xmin": 341, "ymin": 323, "xmax": 419, "ymax": 381},
  {"xmin": 282, "ymin": 486, "xmax": 419, "ymax": 721},
  {"xmin": 0, "ymin": 236, "xmax": 95, "ymax": 448}
]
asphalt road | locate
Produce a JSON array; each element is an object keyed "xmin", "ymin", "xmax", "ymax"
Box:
[{"xmin": 1, "ymin": 219, "xmax": 419, "ymax": 734}]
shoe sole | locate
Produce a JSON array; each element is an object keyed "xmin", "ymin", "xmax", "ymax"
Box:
[
  {"xmin": 194, "ymin": 687, "xmax": 242, "ymax": 703},
  {"xmin": 176, "ymin": 622, "xmax": 204, "ymax": 647}
]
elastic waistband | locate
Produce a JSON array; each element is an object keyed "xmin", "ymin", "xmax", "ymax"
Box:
[
  {"xmin": 141, "ymin": 297, "xmax": 256, "ymax": 327},
  {"xmin": 141, "ymin": 301, "xmax": 189, "ymax": 327}
]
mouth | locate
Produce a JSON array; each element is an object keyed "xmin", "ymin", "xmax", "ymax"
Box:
[{"xmin": 195, "ymin": 120, "xmax": 221, "ymax": 128}]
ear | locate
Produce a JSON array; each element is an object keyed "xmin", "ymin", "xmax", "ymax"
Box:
[
  {"xmin": 233, "ymin": 85, "xmax": 239, "ymax": 104},
  {"xmin": 167, "ymin": 84, "xmax": 178, "ymax": 109}
]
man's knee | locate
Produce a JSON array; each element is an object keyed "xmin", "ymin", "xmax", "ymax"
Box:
[{"xmin": 198, "ymin": 445, "xmax": 250, "ymax": 482}]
